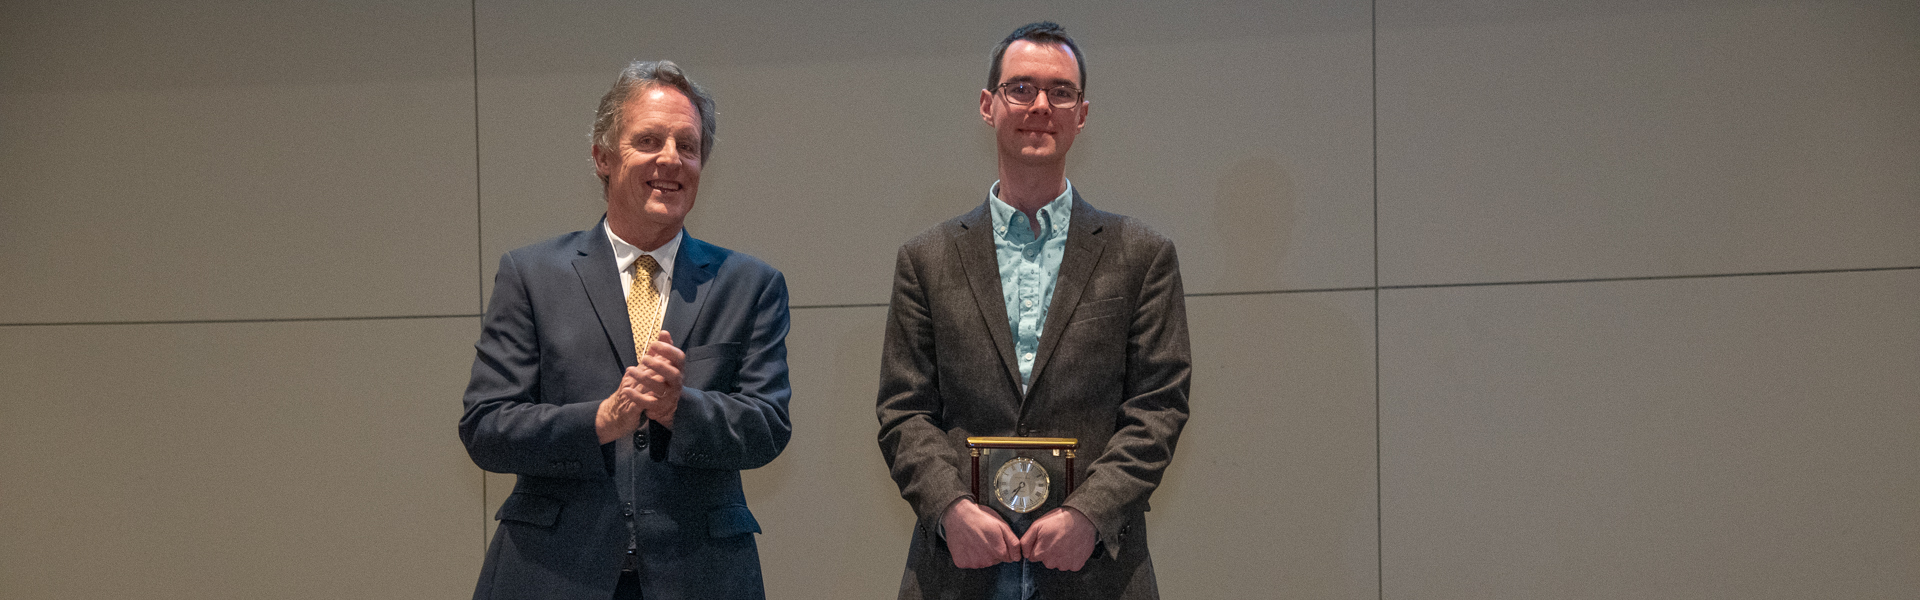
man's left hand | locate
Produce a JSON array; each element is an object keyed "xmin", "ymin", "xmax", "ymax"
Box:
[
  {"xmin": 1020, "ymin": 506, "xmax": 1097, "ymax": 571},
  {"xmin": 634, "ymin": 330, "xmax": 685, "ymax": 429}
]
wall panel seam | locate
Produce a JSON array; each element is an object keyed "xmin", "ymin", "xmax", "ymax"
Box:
[
  {"xmin": 1370, "ymin": 2, "xmax": 1385, "ymax": 598},
  {"xmin": 471, "ymin": 0, "xmax": 488, "ymax": 560},
  {"xmin": 6, "ymin": 266, "xmax": 1911, "ymax": 327},
  {"xmin": 0, "ymin": 314, "xmax": 484, "ymax": 328}
]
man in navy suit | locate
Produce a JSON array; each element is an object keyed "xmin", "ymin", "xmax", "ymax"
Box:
[{"xmin": 460, "ymin": 60, "xmax": 791, "ymax": 600}]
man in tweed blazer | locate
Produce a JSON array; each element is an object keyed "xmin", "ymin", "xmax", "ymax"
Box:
[{"xmin": 877, "ymin": 22, "xmax": 1191, "ymax": 600}]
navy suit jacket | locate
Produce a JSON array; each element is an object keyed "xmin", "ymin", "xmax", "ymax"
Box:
[{"xmin": 460, "ymin": 220, "xmax": 791, "ymax": 600}]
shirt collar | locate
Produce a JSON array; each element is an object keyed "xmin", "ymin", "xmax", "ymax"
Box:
[
  {"xmin": 604, "ymin": 221, "xmax": 683, "ymax": 280},
  {"xmin": 987, "ymin": 179, "xmax": 1074, "ymax": 243}
]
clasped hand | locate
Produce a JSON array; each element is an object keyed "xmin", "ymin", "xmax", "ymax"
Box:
[
  {"xmin": 941, "ymin": 498, "xmax": 1097, "ymax": 571},
  {"xmin": 595, "ymin": 331, "xmax": 686, "ymax": 444}
]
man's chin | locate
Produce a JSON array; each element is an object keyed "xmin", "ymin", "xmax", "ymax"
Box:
[
  {"xmin": 644, "ymin": 198, "xmax": 693, "ymax": 222},
  {"xmin": 1012, "ymin": 146, "xmax": 1063, "ymax": 163}
]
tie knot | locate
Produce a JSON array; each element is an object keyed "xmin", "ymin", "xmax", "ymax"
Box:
[{"xmin": 635, "ymin": 255, "xmax": 660, "ymax": 276}]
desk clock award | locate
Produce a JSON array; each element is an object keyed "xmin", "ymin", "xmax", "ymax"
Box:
[{"xmin": 966, "ymin": 437, "xmax": 1078, "ymax": 532}]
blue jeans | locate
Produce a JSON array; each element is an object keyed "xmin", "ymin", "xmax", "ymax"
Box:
[{"xmin": 992, "ymin": 559, "xmax": 1034, "ymax": 600}]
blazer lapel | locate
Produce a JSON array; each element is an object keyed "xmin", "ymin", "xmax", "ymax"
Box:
[
  {"xmin": 951, "ymin": 203, "xmax": 1024, "ymax": 396},
  {"xmin": 573, "ymin": 219, "xmax": 638, "ymax": 369},
  {"xmin": 663, "ymin": 231, "xmax": 718, "ymax": 346},
  {"xmin": 1027, "ymin": 193, "xmax": 1107, "ymax": 391}
]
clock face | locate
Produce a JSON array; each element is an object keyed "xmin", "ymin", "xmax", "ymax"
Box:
[{"xmin": 992, "ymin": 457, "xmax": 1050, "ymax": 513}]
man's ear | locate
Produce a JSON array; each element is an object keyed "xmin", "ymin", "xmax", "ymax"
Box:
[
  {"xmin": 1075, "ymin": 100, "xmax": 1090, "ymax": 131},
  {"xmin": 591, "ymin": 143, "xmax": 613, "ymax": 179},
  {"xmin": 979, "ymin": 88, "xmax": 996, "ymax": 126}
]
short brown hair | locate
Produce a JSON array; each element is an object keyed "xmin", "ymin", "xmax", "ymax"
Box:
[{"xmin": 988, "ymin": 21, "xmax": 1087, "ymax": 91}]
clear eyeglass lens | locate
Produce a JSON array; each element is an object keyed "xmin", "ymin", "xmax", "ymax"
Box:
[
  {"xmin": 1003, "ymin": 83, "xmax": 1079, "ymax": 107},
  {"xmin": 1006, "ymin": 83, "xmax": 1040, "ymax": 104}
]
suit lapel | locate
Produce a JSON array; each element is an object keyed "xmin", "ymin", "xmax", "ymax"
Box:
[
  {"xmin": 663, "ymin": 231, "xmax": 718, "ymax": 347},
  {"xmin": 1027, "ymin": 193, "xmax": 1107, "ymax": 392},
  {"xmin": 951, "ymin": 203, "xmax": 1025, "ymax": 395},
  {"xmin": 573, "ymin": 220, "xmax": 638, "ymax": 368}
]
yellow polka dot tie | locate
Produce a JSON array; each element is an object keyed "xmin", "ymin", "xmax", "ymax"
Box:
[{"xmin": 627, "ymin": 255, "xmax": 665, "ymax": 361}]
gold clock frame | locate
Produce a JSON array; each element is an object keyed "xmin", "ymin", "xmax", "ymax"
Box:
[{"xmin": 966, "ymin": 436, "xmax": 1079, "ymax": 507}]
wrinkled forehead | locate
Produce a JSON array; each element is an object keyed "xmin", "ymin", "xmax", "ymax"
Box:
[{"xmin": 620, "ymin": 87, "xmax": 701, "ymax": 132}]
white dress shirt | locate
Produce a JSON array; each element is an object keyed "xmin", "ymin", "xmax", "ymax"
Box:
[{"xmin": 605, "ymin": 222, "xmax": 683, "ymax": 299}]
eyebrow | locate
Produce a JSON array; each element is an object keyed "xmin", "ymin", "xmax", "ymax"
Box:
[
  {"xmin": 1004, "ymin": 75, "xmax": 1078, "ymax": 87},
  {"xmin": 628, "ymin": 125, "xmax": 699, "ymax": 138},
  {"xmin": 626, "ymin": 130, "xmax": 702, "ymax": 150}
]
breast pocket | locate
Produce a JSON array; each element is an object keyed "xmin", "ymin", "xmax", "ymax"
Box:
[
  {"xmin": 680, "ymin": 342, "xmax": 744, "ymax": 390},
  {"xmin": 1068, "ymin": 296, "xmax": 1128, "ymax": 324}
]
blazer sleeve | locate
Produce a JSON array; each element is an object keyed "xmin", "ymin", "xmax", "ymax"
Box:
[
  {"xmin": 1062, "ymin": 235, "xmax": 1192, "ymax": 553},
  {"xmin": 659, "ymin": 269, "xmax": 794, "ymax": 472},
  {"xmin": 876, "ymin": 244, "xmax": 972, "ymax": 531},
  {"xmin": 458, "ymin": 251, "xmax": 608, "ymax": 479}
]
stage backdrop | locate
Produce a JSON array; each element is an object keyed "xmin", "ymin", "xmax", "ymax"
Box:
[{"xmin": 3, "ymin": 1, "xmax": 1915, "ymax": 598}]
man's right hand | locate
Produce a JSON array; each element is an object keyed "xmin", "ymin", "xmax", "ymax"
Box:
[
  {"xmin": 594, "ymin": 367, "xmax": 648, "ymax": 444},
  {"xmin": 942, "ymin": 498, "xmax": 1022, "ymax": 569}
]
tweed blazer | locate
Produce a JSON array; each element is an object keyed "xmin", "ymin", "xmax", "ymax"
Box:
[{"xmin": 877, "ymin": 193, "xmax": 1191, "ymax": 600}]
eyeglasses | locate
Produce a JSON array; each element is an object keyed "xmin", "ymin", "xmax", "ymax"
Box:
[{"xmin": 994, "ymin": 82, "xmax": 1083, "ymax": 108}]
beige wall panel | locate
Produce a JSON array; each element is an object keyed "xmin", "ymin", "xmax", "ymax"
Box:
[
  {"xmin": 0, "ymin": 1, "xmax": 479, "ymax": 324},
  {"xmin": 1379, "ymin": 271, "xmax": 1920, "ymax": 599},
  {"xmin": 476, "ymin": 1, "xmax": 1371, "ymax": 306},
  {"xmin": 741, "ymin": 305, "xmax": 918, "ymax": 597},
  {"xmin": 1155, "ymin": 291, "xmax": 1378, "ymax": 598},
  {"xmin": 470, "ymin": 74, "xmax": 609, "ymax": 276},
  {"xmin": 0, "ymin": 317, "xmax": 484, "ymax": 599},
  {"xmin": 1377, "ymin": 0, "xmax": 1920, "ymax": 286}
]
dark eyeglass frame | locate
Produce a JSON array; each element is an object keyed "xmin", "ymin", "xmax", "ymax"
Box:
[{"xmin": 993, "ymin": 82, "xmax": 1084, "ymax": 108}]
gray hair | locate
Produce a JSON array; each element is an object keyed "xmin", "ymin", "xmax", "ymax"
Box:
[{"xmin": 591, "ymin": 60, "xmax": 717, "ymax": 164}]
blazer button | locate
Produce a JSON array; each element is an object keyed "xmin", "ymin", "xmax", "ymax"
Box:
[{"xmin": 633, "ymin": 431, "xmax": 648, "ymax": 448}]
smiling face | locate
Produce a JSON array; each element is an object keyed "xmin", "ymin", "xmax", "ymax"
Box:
[
  {"xmin": 980, "ymin": 40, "xmax": 1088, "ymax": 169},
  {"xmin": 594, "ymin": 86, "xmax": 703, "ymax": 249}
]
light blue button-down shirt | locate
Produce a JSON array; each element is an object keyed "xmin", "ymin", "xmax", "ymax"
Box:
[
  {"xmin": 985, "ymin": 180, "xmax": 1074, "ymax": 600},
  {"xmin": 988, "ymin": 179, "xmax": 1073, "ymax": 392}
]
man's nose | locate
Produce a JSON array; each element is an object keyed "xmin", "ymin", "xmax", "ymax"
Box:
[{"xmin": 657, "ymin": 139, "xmax": 682, "ymax": 165}]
